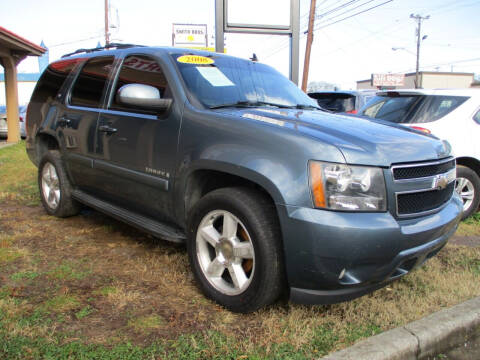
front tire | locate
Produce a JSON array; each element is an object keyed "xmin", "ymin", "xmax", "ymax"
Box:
[
  {"xmin": 187, "ymin": 187, "xmax": 284, "ymax": 313},
  {"xmin": 455, "ymin": 165, "xmax": 480, "ymax": 220},
  {"xmin": 38, "ymin": 150, "xmax": 80, "ymax": 218}
]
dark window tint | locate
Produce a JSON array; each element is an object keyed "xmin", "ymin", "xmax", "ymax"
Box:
[
  {"xmin": 362, "ymin": 96, "xmax": 420, "ymax": 123},
  {"xmin": 28, "ymin": 59, "xmax": 80, "ymax": 129},
  {"xmin": 30, "ymin": 59, "xmax": 79, "ymax": 104},
  {"xmin": 473, "ymin": 109, "xmax": 480, "ymax": 124},
  {"xmin": 361, "ymin": 95, "xmax": 468, "ymax": 124},
  {"xmin": 110, "ymin": 55, "xmax": 169, "ymax": 114},
  {"xmin": 70, "ymin": 56, "xmax": 114, "ymax": 108},
  {"xmin": 309, "ymin": 93, "xmax": 355, "ymax": 112}
]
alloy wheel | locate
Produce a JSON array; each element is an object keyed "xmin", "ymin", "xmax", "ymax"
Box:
[
  {"xmin": 455, "ymin": 177, "xmax": 474, "ymax": 213},
  {"xmin": 41, "ymin": 162, "xmax": 61, "ymax": 210},
  {"xmin": 196, "ymin": 210, "xmax": 255, "ymax": 296}
]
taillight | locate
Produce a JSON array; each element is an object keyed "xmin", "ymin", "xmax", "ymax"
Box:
[
  {"xmin": 19, "ymin": 116, "xmax": 24, "ymax": 122},
  {"xmin": 346, "ymin": 109, "xmax": 358, "ymax": 114},
  {"xmin": 410, "ymin": 126, "xmax": 431, "ymax": 134}
]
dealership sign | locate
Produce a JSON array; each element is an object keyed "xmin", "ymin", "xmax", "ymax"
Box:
[
  {"xmin": 172, "ymin": 24, "xmax": 208, "ymax": 48},
  {"xmin": 371, "ymin": 73, "xmax": 405, "ymax": 87}
]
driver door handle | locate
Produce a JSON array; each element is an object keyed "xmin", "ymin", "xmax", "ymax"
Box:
[
  {"xmin": 58, "ymin": 117, "xmax": 72, "ymax": 127},
  {"xmin": 98, "ymin": 125, "xmax": 118, "ymax": 134}
]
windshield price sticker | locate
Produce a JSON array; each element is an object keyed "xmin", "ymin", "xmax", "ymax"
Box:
[
  {"xmin": 196, "ymin": 67, "xmax": 234, "ymax": 87},
  {"xmin": 177, "ymin": 55, "xmax": 214, "ymax": 65}
]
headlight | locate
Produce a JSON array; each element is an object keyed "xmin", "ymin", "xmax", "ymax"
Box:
[{"xmin": 309, "ymin": 161, "xmax": 387, "ymax": 211}]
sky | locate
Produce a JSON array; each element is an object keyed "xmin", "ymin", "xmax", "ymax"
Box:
[{"xmin": 1, "ymin": 0, "xmax": 479, "ymax": 89}]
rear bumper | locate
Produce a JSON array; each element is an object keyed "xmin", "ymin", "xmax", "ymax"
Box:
[{"xmin": 277, "ymin": 194, "xmax": 463, "ymax": 304}]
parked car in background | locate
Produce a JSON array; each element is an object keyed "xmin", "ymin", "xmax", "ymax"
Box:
[
  {"xmin": 0, "ymin": 105, "xmax": 27, "ymax": 139},
  {"xmin": 308, "ymin": 90, "xmax": 377, "ymax": 114},
  {"xmin": 358, "ymin": 89, "xmax": 480, "ymax": 219}
]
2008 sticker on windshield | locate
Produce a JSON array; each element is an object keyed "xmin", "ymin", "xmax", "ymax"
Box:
[{"xmin": 177, "ymin": 55, "xmax": 214, "ymax": 65}]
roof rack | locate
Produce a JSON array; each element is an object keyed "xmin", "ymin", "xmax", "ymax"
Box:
[{"xmin": 61, "ymin": 43, "xmax": 145, "ymax": 58}]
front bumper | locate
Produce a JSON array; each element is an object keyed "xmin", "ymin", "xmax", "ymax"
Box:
[{"xmin": 277, "ymin": 194, "xmax": 463, "ymax": 305}]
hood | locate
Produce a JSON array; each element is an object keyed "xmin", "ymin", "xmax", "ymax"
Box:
[{"xmin": 216, "ymin": 108, "xmax": 451, "ymax": 167}]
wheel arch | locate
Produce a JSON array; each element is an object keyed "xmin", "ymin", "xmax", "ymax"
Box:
[
  {"xmin": 180, "ymin": 162, "xmax": 285, "ymax": 228},
  {"xmin": 456, "ymin": 156, "xmax": 480, "ymax": 177},
  {"xmin": 34, "ymin": 132, "xmax": 60, "ymax": 165}
]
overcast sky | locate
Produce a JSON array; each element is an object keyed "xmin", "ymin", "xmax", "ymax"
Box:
[{"xmin": 1, "ymin": 0, "xmax": 479, "ymax": 89}]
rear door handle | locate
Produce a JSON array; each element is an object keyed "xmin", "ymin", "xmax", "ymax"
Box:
[{"xmin": 98, "ymin": 125, "xmax": 117, "ymax": 134}]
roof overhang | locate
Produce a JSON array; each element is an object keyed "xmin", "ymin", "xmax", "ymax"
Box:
[{"xmin": 0, "ymin": 26, "xmax": 46, "ymax": 59}]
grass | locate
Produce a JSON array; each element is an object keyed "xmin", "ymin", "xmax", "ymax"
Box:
[
  {"xmin": 0, "ymin": 142, "xmax": 479, "ymax": 359},
  {"xmin": 457, "ymin": 212, "xmax": 480, "ymax": 236},
  {"xmin": 0, "ymin": 142, "xmax": 39, "ymax": 205}
]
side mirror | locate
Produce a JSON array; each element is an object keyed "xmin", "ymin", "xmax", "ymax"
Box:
[{"xmin": 116, "ymin": 83, "xmax": 172, "ymax": 111}]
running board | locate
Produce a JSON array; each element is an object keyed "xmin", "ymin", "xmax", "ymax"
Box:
[{"xmin": 72, "ymin": 190, "xmax": 186, "ymax": 243}]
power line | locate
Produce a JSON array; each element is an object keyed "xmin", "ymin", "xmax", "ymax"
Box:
[
  {"xmin": 315, "ymin": 0, "xmax": 362, "ymax": 19},
  {"xmin": 49, "ymin": 34, "xmax": 103, "ymax": 48},
  {"xmin": 312, "ymin": 0, "xmax": 394, "ymax": 32},
  {"xmin": 315, "ymin": 0, "xmax": 378, "ymax": 24},
  {"xmin": 265, "ymin": 0, "xmax": 390, "ymax": 59}
]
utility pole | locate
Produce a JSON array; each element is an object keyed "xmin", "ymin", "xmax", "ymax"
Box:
[
  {"xmin": 301, "ymin": 0, "xmax": 316, "ymax": 92},
  {"xmin": 104, "ymin": 0, "xmax": 110, "ymax": 45},
  {"xmin": 410, "ymin": 13, "xmax": 429, "ymax": 88}
]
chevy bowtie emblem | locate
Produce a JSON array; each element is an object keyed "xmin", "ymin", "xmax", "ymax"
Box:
[{"xmin": 432, "ymin": 174, "xmax": 449, "ymax": 190}]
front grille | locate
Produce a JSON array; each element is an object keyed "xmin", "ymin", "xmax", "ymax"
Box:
[
  {"xmin": 393, "ymin": 159, "xmax": 455, "ymax": 180},
  {"xmin": 397, "ymin": 182, "xmax": 454, "ymax": 215}
]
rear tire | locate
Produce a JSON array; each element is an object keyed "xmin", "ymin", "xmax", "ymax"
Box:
[
  {"xmin": 187, "ymin": 187, "xmax": 285, "ymax": 313},
  {"xmin": 38, "ymin": 150, "xmax": 80, "ymax": 218},
  {"xmin": 455, "ymin": 165, "xmax": 480, "ymax": 220}
]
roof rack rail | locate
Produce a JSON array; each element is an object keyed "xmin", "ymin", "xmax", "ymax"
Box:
[{"xmin": 61, "ymin": 43, "xmax": 145, "ymax": 58}]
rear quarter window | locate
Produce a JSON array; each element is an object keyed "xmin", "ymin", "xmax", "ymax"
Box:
[
  {"xmin": 360, "ymin": 95, "xmax": 469, "ymax": 124},
  {"xmin": 28, "ymin": 59, "xmax": 80, "ymax": 128},
  {"xmin": 361, "ymin": 96, "xmax": 419, "ymax": 123},
  {"xmin": 30, "ymin": 59, "xmax": 79, "ymax": 105},
  {"xmin": 413, "ymin": 95, "xmax": 469, "ymax": 123}
]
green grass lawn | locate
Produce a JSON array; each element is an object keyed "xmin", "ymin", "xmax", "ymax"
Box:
[{"xmin": 1, "ymin": 142, "xmax": 479, "ymax": 359}]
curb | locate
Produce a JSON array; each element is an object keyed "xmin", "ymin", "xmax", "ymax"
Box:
[{"xmin": 321, "ymin": 296, "xmax": 480, "ymax": 360}]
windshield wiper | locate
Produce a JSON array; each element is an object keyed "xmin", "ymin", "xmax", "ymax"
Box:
[
  {"xmin": 209, "ymin": 101, "xmax": 293, "ymax": 109},
  {"xmin": 293, "ymin": 104, "xmax": 322, "ymax": 110}
]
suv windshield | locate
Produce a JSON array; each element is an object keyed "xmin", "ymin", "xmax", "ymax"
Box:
[
  {"xmin": 172, "ymin": 54, "xmax": 318, "ymax": 109},
  {"xmin": 360, "ymin": 94, "xmax": 469, "ymax": 123}
]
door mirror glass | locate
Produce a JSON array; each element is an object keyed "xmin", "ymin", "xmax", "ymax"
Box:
[{"xmin": 116, "ymin": 83, "xmax": 172, "ymax": 111}]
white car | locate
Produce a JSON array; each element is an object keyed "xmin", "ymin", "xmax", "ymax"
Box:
[
  {"xmin": 0, "ymin": 105, "xmax": 27, "ymax": 139},
  {"xmin": 359, "ymin": 89, "xmax": 480, "ymax": 220}
]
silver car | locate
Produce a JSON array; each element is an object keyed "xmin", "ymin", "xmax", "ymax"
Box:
[{"xmin": 0, "ymin": 105, "xmax": 27, "ymax": 139}]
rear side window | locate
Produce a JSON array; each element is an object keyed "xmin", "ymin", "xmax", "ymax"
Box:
[
  {"xmin": 70, "ymin": 56, "xmax": 114, "ymax": 108},
  {"xmin": 361, "ymin": 95, "xmax": 468, "ymax": 124},
  {"xmin": 413, "ymin": 95, "xmax": 469, "ymax": 123},
  {"xmin": 30, "ymin": 59, "xmax": 79, "ymax": 104},
  {"xmin": 312, "ymin": 94, "xmax": 355, "ymax": 112},
  {"xmin": 362, "ymin": 96, "xmax": 419, "ymax": 123},
  {"xmin": 474, "ymin": 109, "xmax": 480, "ymax": 124},
  {"xmin": 28, "ymin": 59, "xmax": 79, "ymax": 129},
  {"xmin": 109, "ymin": 55, "xmax": 169, "ymax": 114}
]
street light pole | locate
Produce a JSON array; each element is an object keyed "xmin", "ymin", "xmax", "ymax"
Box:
[{"xmin": 410, "ymin": 14, "xmax": 429, "ymax": 88}]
